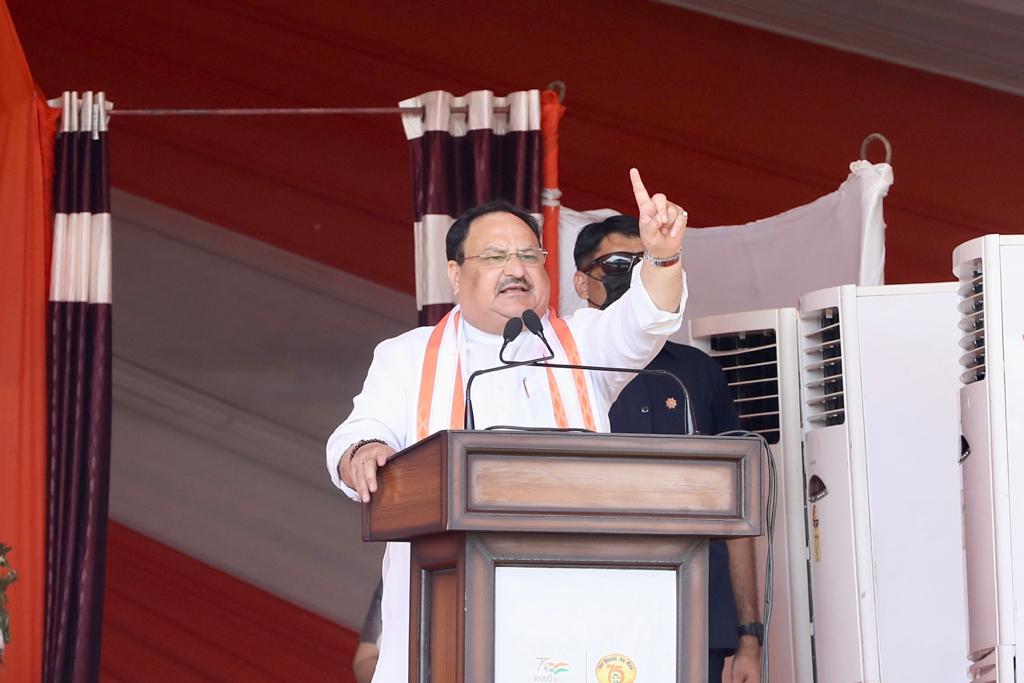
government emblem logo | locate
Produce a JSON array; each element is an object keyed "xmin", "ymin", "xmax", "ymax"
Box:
[{"xmin": 595, "ymin": 653, "xmax": 637, "ymax": 683}]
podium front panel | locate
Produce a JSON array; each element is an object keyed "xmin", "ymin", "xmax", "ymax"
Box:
[
  {"xmin": 365, "ymin": 430, "xmax": 763, "ymax": 542},
  {"xmin": 452, "ymin": 532, "xmax": 708, "ymax": 683},
  {"xmin": 450, "ymin": 431, "xmax": 761, "ymax": 538},
  {"xmin": 494, "ymin": 566, "xmax": 677, "ymax": 681}
]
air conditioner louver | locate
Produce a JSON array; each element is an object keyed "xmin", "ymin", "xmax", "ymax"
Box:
[
  {"xmin": 803, "ymin": 307, "xmax": 845, "ymax": 426},
  {"xmin": 956, "ymin": 258, "xmax": 986, "ymax": 385},
  {"xmin": 708, "ymin": 329, "xmax": 781, "ymax": 443}
]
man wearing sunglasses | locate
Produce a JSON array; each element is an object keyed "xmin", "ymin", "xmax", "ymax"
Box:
[
  {"xmin": 328, "ymin": 169, "xmax": 690, "ymax": 683},
  {"xmin": 573, "ymin": 215, "xmax": 763, "ymax": 683}
]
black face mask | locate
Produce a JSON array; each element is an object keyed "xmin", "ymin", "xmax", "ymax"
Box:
[
  {"xmin": 582, "ymin": 251, "xmax": 644, "ymax": 309},
  {"xmin": 590, "ymin": 271, "xmax": 633, "ymax": 310}
]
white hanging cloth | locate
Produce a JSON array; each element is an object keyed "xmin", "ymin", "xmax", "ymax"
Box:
[{"xmin": 558, "ymin": 161, "xmax": 893, "ymax": 329}]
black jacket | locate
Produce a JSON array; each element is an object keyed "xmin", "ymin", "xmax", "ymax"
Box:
[{"xmin": 609, "ymin": 341, "xmax": 742, "ymax": 652}]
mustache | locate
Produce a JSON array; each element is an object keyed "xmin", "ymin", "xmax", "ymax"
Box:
[{"xmin": 495, "ymin": 276, "xmax": 533, "ymax": 294}]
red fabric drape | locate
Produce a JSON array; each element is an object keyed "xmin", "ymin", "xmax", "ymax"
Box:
[
  {"xmin": 540, "ymin": 89, "xmax": 566, "ymax": 315},
  {"xmin": 0, "ymin": 2, "xmax": 58, "ymax": 679},
  {"xmin": 101, "ymin": 523, "xmax": 359, "ymax": 682},
  {"xmin": 9, "ymin": 0, "xmax": 1024, "ymax": 293}
]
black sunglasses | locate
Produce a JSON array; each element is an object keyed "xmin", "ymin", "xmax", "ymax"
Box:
[{"xmin": 583, "ymin": 251, "xmax": 645, "ymax": 276}]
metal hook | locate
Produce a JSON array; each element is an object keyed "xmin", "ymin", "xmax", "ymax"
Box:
[
  {"xmin": 860, "ymin": 133, "xmax": 892, "ymax": 164},
  {"xmin": 546, "ymin": 80, "xmax": 567, "ymax": 103}
]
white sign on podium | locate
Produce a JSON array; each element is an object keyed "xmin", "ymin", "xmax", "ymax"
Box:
[{"xmin": 494, "ymin": 566, "xmax": 678, "ymax": 682}]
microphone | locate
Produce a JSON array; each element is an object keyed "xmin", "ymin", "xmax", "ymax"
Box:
[
  {"xmin": 498, "ymin": 316, "xmax": 523, "ymax": 363},
  {"xmin": 464, "ymin": 314, "xmax": 552, "ymax": 430},
  {"xmin": 519, "ymin": 310, "xmax": 700, "ymax": 435},
  {"xmin": 521, "ymin": 309, "xmax": 551, "ymax": 353}
]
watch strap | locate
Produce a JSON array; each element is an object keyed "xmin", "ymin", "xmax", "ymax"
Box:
[
  {"xmin": 643, "ymin": 250, "xmax": 682, "ymax": 268},
  {"xmin": 737, "ymin": 621, "xmax": 765, "ymax": 647}
]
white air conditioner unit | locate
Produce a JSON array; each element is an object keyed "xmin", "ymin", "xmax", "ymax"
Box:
[
  {"xmin": 690, "ymin": 308, "xmax": 814, "ymax": 683},
  {"xmin": 954, "ymin": 234, "xmax": 1024, "ymax": 683},
  {"xmin": 798, "ymin": 283, "xmax": 968, "ymax": 682}
]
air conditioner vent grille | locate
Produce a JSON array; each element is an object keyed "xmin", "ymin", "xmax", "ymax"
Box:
[
  {"xmin": 957, "ymin": 258, "xmax": 986, "ymax": 385},
  {"xmin": 803, "ymin": 307, "xmax": 845, "ymax": 427},
  {"xmin": 709, "ymin": 329, "xmax": 781, "ymax": 444}
]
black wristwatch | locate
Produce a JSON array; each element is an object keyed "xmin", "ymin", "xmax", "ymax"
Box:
[{"xmin": 737, "ymin": 622, "xmax": 764, "ymax": 647}]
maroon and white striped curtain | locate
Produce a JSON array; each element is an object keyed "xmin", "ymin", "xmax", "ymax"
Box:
[
  {"xmin": 44, "ymin": 91, "xmax": 113, "ymax": 683},
  {"xmin": 400, "ymin": 89, "xmax": 542, "ymax": 325}
]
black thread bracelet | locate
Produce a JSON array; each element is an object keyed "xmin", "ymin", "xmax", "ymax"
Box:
[{"xmin": 349, "ymin": 438, "xmax": 388, "ymax": 466}]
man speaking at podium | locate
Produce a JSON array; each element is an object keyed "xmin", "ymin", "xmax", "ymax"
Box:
[{"xmin": 327, "ymin": 169, "xmax": 688, "ymax": 683}]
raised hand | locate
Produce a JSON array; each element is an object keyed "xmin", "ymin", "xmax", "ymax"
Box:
[{"xmin": 630, "ymin": 168, "xmax": 687, "ymax": 259}]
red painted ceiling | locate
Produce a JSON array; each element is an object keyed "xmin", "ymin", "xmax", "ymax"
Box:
[{"xmin": 9, "ymin": 0, "xmax": 1024, "ymax": 292}]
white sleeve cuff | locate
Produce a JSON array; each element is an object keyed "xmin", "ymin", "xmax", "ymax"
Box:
[{"xmin": 627, "ymin": 261, "xmax": 688, "ymax": 335}]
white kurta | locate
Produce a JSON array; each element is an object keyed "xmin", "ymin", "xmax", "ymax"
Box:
[{"xmin": 326, "ymin": 263, "xmax": 686, "ymax": 683}]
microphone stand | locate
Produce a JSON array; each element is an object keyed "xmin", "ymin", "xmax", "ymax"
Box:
[
  {"xmin": 464, "ymin": 315, "xmax": 551, "ymax": 430},
  {"xmin": 532, "ymin": 361, "xmax": 698, "ymax": 435},
  {"xmin": 464, "ymin": 351, "xmax": 553, "ymax": 429},
  {"xmin": 521, "ymin": 309, "xmax": 699, "ymax": 435},
  {"xmin": 464, "ymin": 311, "xmax": 701, "ymax": 435}
]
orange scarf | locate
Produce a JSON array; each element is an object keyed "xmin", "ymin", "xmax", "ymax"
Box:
[{"xmin": 415, "ymin": 308, "xmax": 597, "ymax": 440}]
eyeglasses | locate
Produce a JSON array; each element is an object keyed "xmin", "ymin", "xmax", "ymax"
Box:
[
  {"xmin": 461, "ymin": 248, "xmax": 548, "ymax": 268},
  {"xmin": 583, "ymin": 251, "xmax": 645, "ymax": 276}
]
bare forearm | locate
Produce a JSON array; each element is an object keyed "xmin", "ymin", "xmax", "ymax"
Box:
[
  {"xmin": 727, "ymin": 537, "xmax": 760, "ymax": 624},
  {"xmin": 728, "ymin": 536, "xmax": 763, "ymax": 681}
]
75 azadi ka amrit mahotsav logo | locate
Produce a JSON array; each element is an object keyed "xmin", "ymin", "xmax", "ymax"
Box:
[{"xmin": 533, "ymin": 657, "xmax": 571, "ymax": 681}]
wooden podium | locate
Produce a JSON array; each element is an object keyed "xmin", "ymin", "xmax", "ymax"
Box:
[{"xmin": 363, "ymin": 429, "xmax": 762, "ymax": 682}]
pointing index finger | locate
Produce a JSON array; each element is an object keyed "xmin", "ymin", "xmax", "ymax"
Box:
[{"xmin": 629, "ymin": 168, "xmax": 651, "ymax": 208}]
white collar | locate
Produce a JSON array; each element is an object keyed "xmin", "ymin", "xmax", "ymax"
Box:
[
  {"xmin": 462, "ymin": 318, "xmax": 505, "ymax": 345},
  {"xmin": 461, "ymin": 310, "xmax": 551, "ymax": 349}
]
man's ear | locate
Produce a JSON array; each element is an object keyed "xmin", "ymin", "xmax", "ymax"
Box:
[
  {"xmin": 447, "ymin": 260, "xmax": 461, "ymax": 296},
  {"xmin": 572, "ymin": 270, "xmax": 589, "ymax": 300}
]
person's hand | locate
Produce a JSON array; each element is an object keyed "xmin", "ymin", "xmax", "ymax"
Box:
[
  {"xmin": 730, "ymin": 638, "xmax": 761, "ymax": 683},
  {"xmin": 342, "ymin": 442, "xmax": 396, "ymax": 503},
  {"xmin": 630, "ymin": 168, "xmax": 687, "ymax": 259},
  {"xmin": 352, "ymin": 641, "xmax": 379, "ymax": 683}
]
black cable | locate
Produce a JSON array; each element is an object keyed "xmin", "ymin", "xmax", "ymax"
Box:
[{"xmin": 716, "ymin": 429, "xmax": 778, "ymax": 683}]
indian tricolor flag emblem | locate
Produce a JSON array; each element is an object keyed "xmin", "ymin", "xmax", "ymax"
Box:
[{"xmin": 545, "ymin": 661, "xmax": 570, "ymax": 675}]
